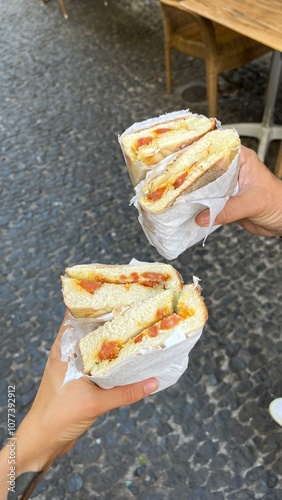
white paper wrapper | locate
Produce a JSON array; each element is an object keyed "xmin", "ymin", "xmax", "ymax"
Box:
[
  {"xmin": 61, "ymin": 322, "xmax": 203, "ymax": 392},
  {"xmin": 61, "ymin": 261, "xmax": 205, "ymax": 393},
  {"xmin": 131, "ymin": 146, "xmax": 240, "ymax": 260},
  {"xmin": 119, "ymin": 109, "xmax": 220, "ymax": 186}
]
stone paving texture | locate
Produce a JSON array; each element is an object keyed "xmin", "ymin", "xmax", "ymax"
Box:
[{"xmin": 1, "ymin": 0, "xmax": 282, "ymax": 498}]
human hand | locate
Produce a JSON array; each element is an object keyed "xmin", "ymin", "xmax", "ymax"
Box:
[
  {"xmin": 196, "ymin": 146, "xmax": 282, "ymax": 237},
  {"xmin": 0, "ymin": 311, "xmax": 159, "ymax": 496}
]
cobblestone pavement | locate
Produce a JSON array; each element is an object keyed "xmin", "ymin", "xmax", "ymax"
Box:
[{"xmin": 1, "ymin": 0, "xmax": 282, "ymax": 498}]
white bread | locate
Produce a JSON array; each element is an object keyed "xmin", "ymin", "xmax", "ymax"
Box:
[
  {"xmin": 139, "ymin": 129, "xmax": 240, "ymax": 214},
  {"xmin": 79, "ymin": 289, "xmax": 177, "ymax": 374},
  {"xmin": 121, "ymin": 114, "xmax": 216, "ymax": 186},
  {"xmin": 62, "ymin": 263, "xmax": 183, "ymax": 318},
  {"xmin": 61, "ymin": 277, "xmax": 169, "ymax": 318},
  {"xmin": 81, "ymin": 284, "xmax": 208, "ymax": 376}
]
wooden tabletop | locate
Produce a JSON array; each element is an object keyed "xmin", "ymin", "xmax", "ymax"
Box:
[{"xmin": 180, "ymin": 0, "xmax": 282, "ymax": 52}]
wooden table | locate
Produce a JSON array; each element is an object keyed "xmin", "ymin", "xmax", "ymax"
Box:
[{"xmin": 180, "ymin": 0, "xmax": 282, "ymax": 177}]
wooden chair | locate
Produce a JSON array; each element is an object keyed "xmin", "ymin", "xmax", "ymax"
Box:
[{"xmin": 159, "ymin": 0, "xmax": 271, "ymax": 117}]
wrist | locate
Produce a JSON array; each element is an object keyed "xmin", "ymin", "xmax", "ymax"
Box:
[
  {"xmin": 15, "ymin": 410, "xmax": 70, "ymax": 475},
  {"xmin": 0, "ymin": 411, "xmax": 70, "ymax": 499}
]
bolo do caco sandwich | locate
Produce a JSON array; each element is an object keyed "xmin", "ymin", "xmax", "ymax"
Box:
[
  {"xmin": 61, "ymin": 262, "xmax": 183, "ymax": 318},
  {"xmin": 120, "ymin": 113, "xmax": 217, "ymax": 186},
  {"xmin": 61, "ymin": 262, "xmax": 208, "ymax": 377},
  {"xmin": 138, "ymin": 128, "xmax": 240, "ymax": 215},
  {"xmin": 79, "ymin": 283, "xmax": 208, "ymax": 376}
]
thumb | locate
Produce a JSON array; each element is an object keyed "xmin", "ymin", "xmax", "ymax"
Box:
[
  {"xmin": 196, "ymin": 194, "xmax": 247, "ymax": 227},
  {"xmin": 94, "ymin": 378, "xmax": 159, "ymax": 415}
]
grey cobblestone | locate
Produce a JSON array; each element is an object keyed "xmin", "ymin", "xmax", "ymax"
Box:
[{"xmin": 1, "ymin": 0, "xmax": 282, "ymax": 498}]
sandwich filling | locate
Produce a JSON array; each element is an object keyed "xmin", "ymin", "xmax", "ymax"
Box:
[
  {"xmin": 77, "ymin": 272, "xmax": 171, "ymax": 293},
  {"xmin": 122, "ymin": 115, "xmax": 216, "ymax": 165},
  {"xmin": 94, "ymin": 303, "xmax": 196, "ymax": 364},
  {"xmin": 140, "ymin": 129, "xmax": 240, "ymax": 212},
  {"xmin": 78, "ymin": 284, "xmax": 207, "ymax": 376},
  {"xmin": 96, "ymin": 306, "xmax": 173, "ymax": 362}
]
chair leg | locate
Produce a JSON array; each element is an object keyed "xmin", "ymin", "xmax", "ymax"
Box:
[
  {"xmin": 205, "ymin": 64, "xmax": 218, "ymax": 118},
  {"xmin": 164, "ymin": 42, "xmax": 173, "ymax": 93},
  {"xmin": 274, "ymin": 141, "xmax": 282, "ymax": 178},
  {"xmin": 58, "ymin": 0, "xmax": 68, "ymax": 19}
]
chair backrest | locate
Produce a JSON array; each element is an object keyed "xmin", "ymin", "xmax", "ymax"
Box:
[{"xmin": 159, "ymin": 0, "xmax": 218, "ymax": 55}]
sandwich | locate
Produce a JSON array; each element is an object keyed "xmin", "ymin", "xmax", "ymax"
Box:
[
  {"xmin": 79, "ymin": 284, "xmax": 208, "ymax": 376},
  {"xmin": 120, "ymin": 113, "xmax": 217, "ymax": 186},
  {"xmin": 61, "ymin": 262, "xmax": 183, "ymax": 318},
  {"xmin": 139, "ymin": 128, "xmax": 240, "ymax": 214}
]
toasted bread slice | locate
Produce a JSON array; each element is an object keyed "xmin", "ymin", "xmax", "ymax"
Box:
[
  {"xmin": 79, "ymin": 289, "xmax": 177, "ymax": 374},
  {"xmin": 121, "ymin": 114, "xmax": 217, "ymax": 185},
  {"xmin": 81, "ymin": 284, "xmax": 208, "ymax": 376},
  {"xmin": 62, "ymin": 263, "xmax": 183, "ymax": 318},
  {"xmin": 139, "ymin": 128, "xmax": 240, "ymax": 214}
]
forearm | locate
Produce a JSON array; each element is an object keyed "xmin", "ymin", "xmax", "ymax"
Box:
[{"xmin": 0, "ymin": 411, "xmax": 68, "ymax": 499}]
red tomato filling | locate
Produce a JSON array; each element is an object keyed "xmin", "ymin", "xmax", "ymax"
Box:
[
  {"xmin": 147, "ymin": 187, "xmax": 166, "ymax": 201},
  {"xmin": 160, "ymin": 313, "xmax": 181, "ymax": 330},
  {"xmin": 137, "ymin": 136, "xmax": 153, "ymax": 148},
  {"xmin": 155, "ymin": 127, "xmax": 171, "ymax": 135},
  {"xmin": 79, "ymin": 281, "xmax": 102, "ymax": 294},
  {"xmin": 98, "ymin": 341, "xmax": 121, "ymax": 361},
  {"xmin": 173, "ymin": 172, "xmax": 187, "ymax": 189}
]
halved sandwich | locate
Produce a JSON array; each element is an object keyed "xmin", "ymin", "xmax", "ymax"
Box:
[
  {"xmin": 120, "ymin": 113, "xmax": 217, "ymax": 186},
  {"xmin": 79, "ymin": 284, "xmax": 208, "ymax": 376},
  {"xmin": 139, "ymin": 128, "xmax": 240, "ymax": 214},
  {"xmin": 61, "ymin": 262, "xmax": 183, "ymax": 318}
]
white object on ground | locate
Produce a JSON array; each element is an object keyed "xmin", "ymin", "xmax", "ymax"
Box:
[{"xmin": 269, "ymin": 398, "xmax": 282, "ymax": 427}]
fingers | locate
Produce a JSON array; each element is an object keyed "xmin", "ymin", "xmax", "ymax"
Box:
[
  {"xmin": 94, "ymin": 378, "xmax": 159, "ymax": 415},
  {"xmin": 196, "ymin": 194, "xmax": 250, "ymax": 227}
]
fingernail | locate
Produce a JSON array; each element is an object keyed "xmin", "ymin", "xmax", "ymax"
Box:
[
  {"xmin": 144, "ymin": 379, "xmax": 159, "ymax": 394},
  {"xmin": 198, "ymin": 213, "xmax": 210, "ymax": 227}
]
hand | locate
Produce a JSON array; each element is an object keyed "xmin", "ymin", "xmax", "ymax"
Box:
[
  {"xmin": 0, "ymin": 312, "xmax": 159, "ymax": 496},
  {"xmin": 196, "ymin": 146, "xmax": 282, "ymax": 237}
]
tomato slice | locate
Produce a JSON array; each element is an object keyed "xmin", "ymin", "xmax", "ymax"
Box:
[
  {"xmin": 147, "ymin": 187, "xmax": 166, "ymax": 201},
  {"xmin": 155, "ymin": 308, "xmax": 166, "ymax": 320},
  {"xmin": 98, "ymin": 341, "xmax": 120, "ymax": 360},
  {"xmin": 155, "ymin": 127, "xmax": 171, "ymax": 135},
  {"xmin": 137, "ymin": 136, "xmax": 153, "ymax": 148},
  {"xmin": 160, "ymin": 313, "xmax": 181, "ymax": 330},
  {"xmin": 147, "ymin": 324, "xmax": 159, "ymax": 337},
  {"xmin": 173, "ymin": 172, "xmax": 187, "ymax": 189},
  {"xmin": 142, "ymin": 272, "xmax": 166, "ymax": 283},
  {"xmin": 79, "ymin": 281, "xmax": 102, "ymax": 294},
  {"xmin": 134, "ymin": 333, "xmax": 144, "ymax": 344}
]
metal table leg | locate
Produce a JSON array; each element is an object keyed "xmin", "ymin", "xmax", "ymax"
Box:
[{"xmin": 223, "ymin": 50, "xmax": 282, "ymax": 177}]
